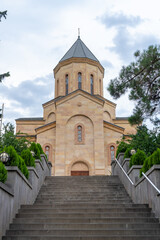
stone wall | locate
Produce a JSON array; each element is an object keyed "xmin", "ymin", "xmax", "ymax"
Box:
[
  {"xmin": 0, "ymin": 155, "xmax": 52, "ymax": 239},
  {"xmin": 112, "ymin": 154, "xmax": 160, "ymax": 221}
]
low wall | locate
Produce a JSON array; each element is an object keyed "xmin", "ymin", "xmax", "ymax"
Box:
[
  {"xmin": 112, "ymin": 154, "xmax": 160, "ymax": 221},
  {"xmin": 0, "ymin": 156, "xmax": 52, "ymax": 239}
]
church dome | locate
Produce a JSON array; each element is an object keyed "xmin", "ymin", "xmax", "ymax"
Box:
[{"xmin": 59, "ymin": 36, "xmax": 99, "ymax": 63}]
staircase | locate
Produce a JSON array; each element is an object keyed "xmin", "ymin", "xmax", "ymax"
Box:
[{"xmin": 3, "ymin": 176, "xmax": 160, "ymax": 239}]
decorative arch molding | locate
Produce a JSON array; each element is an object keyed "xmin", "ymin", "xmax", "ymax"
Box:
[
  {"xmin": 66, "ymin": 114, "xmax": 94, "ymax": 126},
  {"xmin": 104, "ymin": 111, "xmax": 112, "ymax": 122},
  {"xmin": 47, "ymin": 112, "xmax": 56, "ymax": 123},
  {"xmin": 107, "ymin": 142, "xmax": 117, "ymax": 165},
  {"xmin": 67, "ymin": 159, "xmax": 93, "ymax": 176}
]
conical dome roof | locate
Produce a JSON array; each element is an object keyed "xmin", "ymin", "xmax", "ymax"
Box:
[{"xmin": 59, "ymin": 36, "xmax": 99, "ymax": 63}]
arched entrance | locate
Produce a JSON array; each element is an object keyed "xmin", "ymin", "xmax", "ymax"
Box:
[{"xmin": 71, "ymin": 161, "xmax": 89, "ymax": 176}]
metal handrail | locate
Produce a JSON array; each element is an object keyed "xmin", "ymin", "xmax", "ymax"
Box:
[
  {"xmin": 114, "ymin": 158, "xmax": 134, "ymax": 186},
  {"xmin": 142, "ymin": 172, "xmax": 160, "ymax": 196}
]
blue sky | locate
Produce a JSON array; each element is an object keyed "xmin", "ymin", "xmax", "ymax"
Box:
[{"xmin": 0, "ymin": 0, "xmax": 160, "ymax": 127}]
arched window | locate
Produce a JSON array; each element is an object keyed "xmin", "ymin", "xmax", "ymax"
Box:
[
  {"xmin": 65, "ymin": 74, "xmax": 69, "ymax": 95},
  {"xmin": 45, "ymin": 146, "xmax": 50, "ymax": 161},
  {"xmin": 75, "ymin": 123, "xmax": 85, "ymax": 144},
  {"xmin": 57, "ymin": 80, "xmax": 59, "ymax": 96},
  {"xmin": 77, "ymin": 125, "xmax": 82, "ymax": 142},
  {"xmin": 110, "ymin": 146, "xmax": 115, "ymax": 161},
  {"xmin": 78, "ymin": 72, "xmax": 82, "ymax": 89},
  {"xmin": 90, "ymin": 74, "xmax": 94, "ymax": 94}
]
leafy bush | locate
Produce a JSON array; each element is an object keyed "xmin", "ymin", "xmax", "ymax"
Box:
[
  {"xmin": 37, "ymin": 143, "xmax": 44, "ymax": 154},
  {"xmin": 116, "ymin": 142, "xmax": 129, "ymax": 157},
  {"xmin": 21, "ymin": 149, "xmax": 35, "ymax": 167},
  {"xmin": 140, "ymin": 156, "xmax": 150, "ymax": 177},
  {"xmin": 129, "ymin": 149, "xmax": 146, "ymax": 168},
  {"xmin": 29, "ymin": 142, "xmax": 41, "ymax": 160},
  {"xmin": 124, "ymin": 147, "xmax": 132, "ymax": 159},
  {"xmin": 0, "ymin": 162, "xmax": 7, "ymax": 183},
  {"xmin": 140, "ymin": 148, "xmax": 160, "ymax": 177},
  {"xmin": 4, "ymin": 146, "xmax": 19, "ymax": 166},
  {"xmin": 18, "ymin": 155, "xmax": 29, "ymax": 179},
  {"xmin": 152, "ymin": 148, "xmax": 160, "ymax": 164},
  {"xmin": 3, "ymin": 146, "xmax": 29, "ymax": 179}
]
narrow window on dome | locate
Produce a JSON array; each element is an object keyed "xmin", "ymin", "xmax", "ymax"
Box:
[
  {"xmin": 110, "ymin": 146, "xmax": 115, "ymax": 161},
  {"xmin": 57, "ymin": 80, "xmax": 59, "ymax": 96},
  {"xmin": 90, "ymin": 74, "xmax": 94, "ymax": 95},
  {"xmin": 78, "ymin": 72, "xmax": 82, "ymax": 89},
  {"xmin": 65, "ymin": 74, "xmax": 69, "ymax": 95},
  {"xmin": 99, "ymin": 79, "xmax": 101, "ymax": 95}
]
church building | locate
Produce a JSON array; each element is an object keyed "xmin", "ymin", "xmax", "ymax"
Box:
[{"xmin": 16, "ymin": 36, "xmax": 136, "ymax": 176}]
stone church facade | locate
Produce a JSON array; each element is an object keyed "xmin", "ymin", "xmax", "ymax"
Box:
[{"xmin": 16, "ymin": 36, "xmax": 136, "ymax": 176}]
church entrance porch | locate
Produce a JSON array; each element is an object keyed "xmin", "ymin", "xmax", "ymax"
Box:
[{"xmin": 70, "ymin": 161, "xmax": 89, "ymax": 176}]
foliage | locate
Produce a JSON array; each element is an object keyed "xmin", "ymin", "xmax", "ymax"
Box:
[
  {"xmin": 107, "ymin": 45, "xmax": 160, "ymax": 126},
  {"xmin": 18, "ymin": 155, "xmax": 29, "ymax": 179},
  {"xmin": 0, "ymin": 11, "xmax": 7, "ymax": 21},
  {"xmin": 124, "ymin": 146, "xmax": 132, "ymax": 159},
  {"xmin": 0, "ymin": 162, "xmax": 7, "ymax": 183},
  {"xmin": 0, "ymin": 10, "xmax": 10, "ymax": 83},
  {"xmin": 0, "ymin": 123, "xmax": 30, "ymax": 155},
  {"xmin": 21, "ymin": 149, "xmax": 35, "ymax": 167},
  {"xmin": 140, "ymin": 148, "xmax": 160, "ymax": 177},
  {"xmin": 129, "ymin": 149, "xmax": 146, "ymax": 168},
  {"xmin": 4, "ymin": 145, "xmax": 19, "ymax": 166},
  {"xmin": 36, "ymin": 143, "xmax": 44, "ymax": 154},
  {"xmin": 116, "ymin": 141, "xmax": 129, "ymax": 157},
  {"xmin": 29, "ymin": 142, "xmax": 41, "ymax": 160},
  {"xmin": 128, "ymin": 125, "xmax": 160, "ymax": 156},
  {"xmin": 2, "ymin": 145, "xmax": 29, "ymax": 179}
]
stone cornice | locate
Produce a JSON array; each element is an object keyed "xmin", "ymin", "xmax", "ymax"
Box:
[
  {"xmin": 55, "ymin": 89, "xmax": 104, "ymax": 107},
  {"xmin": 35, "ymin": 121, "xmax": 56, "ymax": 134},
  {"xmin": 54, "ymin": 57, "xmax": 104, "ymax": 75},
  {"xmin": 103, "ymin": 120, "xmax": 124, "ymax": 134}
]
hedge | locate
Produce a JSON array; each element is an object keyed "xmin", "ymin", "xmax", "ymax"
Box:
[
  {"xmin": 21, "ymin": 149, "xmax": 35, "ymax": 167},
  {"xmin": 129, "ymin": 149, "xmax": 146, "ymax": 168},
  {"xmin": 0, "ymin": 162, "xmax": 7, "ymax": 183},
  {"xmin": 29, "ymin": 142, "xmax": 41, "ymax": 160},
  {"xmin": 140, "ymin": 148, "xmax": 160, "ymax": 177},
  {"xmin": 116, "ymin": 142, "xmax": 129, "ymax": 157}
]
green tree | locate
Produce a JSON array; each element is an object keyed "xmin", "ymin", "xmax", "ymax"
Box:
[
  {"xmin": 0, "ymin": 123, "xmax": 30, "ymax": 154},
  {"xmin": 0, "ymin": 10, "xmax": 10, "ymax": 83},
  {"xmin": 107, "ymin": 45, "xmax": 160, "ymax": 126},
  {"xmin": 128, "ymin": 125, "xmax": 160, "ymax": 156}
]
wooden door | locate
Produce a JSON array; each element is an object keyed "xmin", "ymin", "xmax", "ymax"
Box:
[{"xmin": 71, "ymin": 171, "xmax": 89, "ymax": 176}]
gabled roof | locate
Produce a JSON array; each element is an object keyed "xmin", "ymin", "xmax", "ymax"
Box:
[{"xmin": 59, "ymin": 36, "xmax": 99, "ymax": 63}]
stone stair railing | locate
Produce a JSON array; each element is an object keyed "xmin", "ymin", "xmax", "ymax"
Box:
[
  {"xmin": 112, "ymin": 153, "xmax": 160, "ymax": 221},
  {"xmin": 0, "ymin": 154, "xmax": 52, "ymax": 240}
]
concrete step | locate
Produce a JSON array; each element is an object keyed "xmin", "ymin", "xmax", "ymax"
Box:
[
  {"xmin": 19, "ymin": 207, "xmax": 152, "ymax": 214},
  {"xmin": 3, "ymin": 236, "xmax": 160, "ymax": 240},
  {"xmin": 16, "ymin": 212, "xmax": 154, "ymax": 218},
  {"xmin": 5, "ymin": 229, "xmax": 160, "ymax": 236},
  {"xmin": 21, "ymin": 203, "xmax": 149, "ymax": 208},
  {"xmin": 13, "ymin": 217, "xmax": 159, "ymax": 224},
  {"xmin": 10, "ymin": 223, "xmax": 160, "ymax": 230}
]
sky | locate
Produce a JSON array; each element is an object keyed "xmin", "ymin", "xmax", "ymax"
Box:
[{"xmin": 0, "ymin": 0, "xmax": 160, "ymax": 129}]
